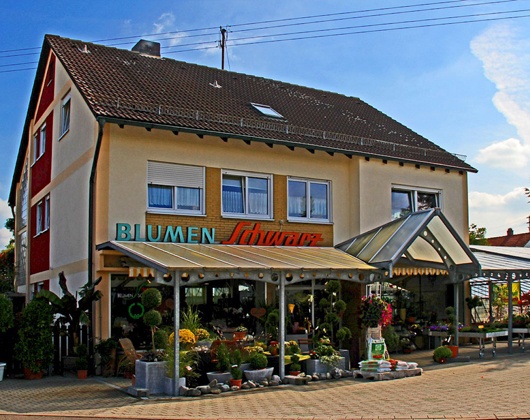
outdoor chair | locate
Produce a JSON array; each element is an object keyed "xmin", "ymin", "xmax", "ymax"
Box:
[{"xmin": 117, "ymin": 338, "xmax": 142, "ymax": 377}]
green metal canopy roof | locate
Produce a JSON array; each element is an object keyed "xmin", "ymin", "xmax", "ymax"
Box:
[{"xmin": 336, "ymin": 209, "xmax": 481, "ymax": 282}]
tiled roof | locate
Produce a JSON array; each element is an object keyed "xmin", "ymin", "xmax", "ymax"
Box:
[
  {"xmin": 487, "ymin": 232, "xmax": 530, "ymax": 247},
  {"xmin": 47, "ymin": 35, "xmax": 476, "ymax": 172}
]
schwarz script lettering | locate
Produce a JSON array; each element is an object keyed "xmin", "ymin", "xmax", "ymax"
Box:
[{"xmin": 222, "ymin": 222, "xmax": 323, "ymax": 246}]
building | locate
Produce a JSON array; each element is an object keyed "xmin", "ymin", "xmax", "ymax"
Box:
[
  {"xmin": 9, "ymin": 35, "xmax": 478, "ymax": 358},
  {"xmin": 487, "ymin": 228, "xmax": 530, "ymax": 247}
]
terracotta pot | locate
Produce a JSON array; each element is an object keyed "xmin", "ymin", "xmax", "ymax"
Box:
[
  {"xmin": 229, "ymin": 378, "xmax": 242, "ymax": 388},
  {"xmin": 23, "ymin": 368, "xmax": 43, "ymax": 380},
  {"xmin": 233, "ymin": 331, "xmax": 247, "ymax": 340},
  {"xmin": 289, "ymin": 371, "xmax": 300, "ymax": 376},
  {"xmin": 77, "ymin": 370, "xmax": 88, "ymax": 380},
  {"xmin": 447, "ymin": 345, "xmax": 458, "ymax": 358},
  {"xmin": 437, "ymin": 358, "xmax": 447, "ymax": 364}
]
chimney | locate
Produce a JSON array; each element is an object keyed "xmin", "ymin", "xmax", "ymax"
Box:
[
  {"xmin": 507, "ymin": 228, "xmax": 514, "ymax": 236},
  {"xmin": 132, "ymin": 39, "xmax": 161, "ymax": 57}
]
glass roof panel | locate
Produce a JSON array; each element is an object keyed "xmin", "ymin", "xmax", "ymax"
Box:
[{"xmin": 427, "ymin": 217, "xmax": 472, "ymax": 265}]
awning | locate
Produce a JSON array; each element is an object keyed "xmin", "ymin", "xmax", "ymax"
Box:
[
  {"xmin": 336, "ymin": 209, "xmax": 481, "ymax": 283},
  {"xmin": 469, "ymin": 245, "xmax": 530, "ymax": 280},
  {"xmin": 96, "ymin": 241, "xmax": 383, "ymax": 285}
]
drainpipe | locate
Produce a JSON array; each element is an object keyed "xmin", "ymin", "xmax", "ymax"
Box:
[
  {"xmin": 89, "ymin": 118, "xmax": 106, "ymax": 285},
  {"xmin": 87, "ymin": 118, "xmax": 106, "ymax": 370}
]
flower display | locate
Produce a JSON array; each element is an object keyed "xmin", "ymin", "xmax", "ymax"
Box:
[
  {"xmin": 169, "ymin": 329, "xmax": 196, "ymax": 347},
  {"xmin": 194, "ymin": 328, "xmax": 210, "ymax": 340},
  {"xmin": 359, "ymin": 295, "xmax": 393, "ymax": 328}
]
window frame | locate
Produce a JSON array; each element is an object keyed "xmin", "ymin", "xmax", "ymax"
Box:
[
  {"xmin": 32, "ymin": 123, "xmax": 46, "ymax": 163},
  {"xmin": 35, "ymin": 194, "xmax": 50, "ymax": 236},
  {"xmin": 147, "ymin": 162, "xmax": 205, "ymax": 216},
  {"xmin": 221, "ymin": 170, "xmax": 273, "ymax": 219},
  {"xmin": 391, "ymin": 185, "xmax": 441, "ymax": 220},
  {"xmin": 287, "ymin": 177, "xmax": 331, "ymax": 223},
  {"xmin": 59, "ymin": 92, "xmax": 71, "ymax": 139}
]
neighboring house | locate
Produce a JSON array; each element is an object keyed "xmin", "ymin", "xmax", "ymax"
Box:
[
  {"xmin": 9, "ymin": 35, "xmax": 477, "ymax": 343},
  {"xmin": 487, "ymin": 228, "xmax": 530, "ymax": 248}
]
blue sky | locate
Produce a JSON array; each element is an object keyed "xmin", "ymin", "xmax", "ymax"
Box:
[{"xmin": 1, "ymin": 0, "xmax": 529, "ymax": 248}]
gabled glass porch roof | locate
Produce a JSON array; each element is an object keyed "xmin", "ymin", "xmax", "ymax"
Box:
[{"xmin": 336, "ymin": 209, "xmax": 481, "ymax": 282}]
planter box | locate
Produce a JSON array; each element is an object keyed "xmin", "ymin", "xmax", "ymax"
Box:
[
  {"xmin": 206, "ymin": 371, "xmax": 231, "ymax": 384},
  {"xmin": 244, "ymin": 367, "xmax": 274, "ymax": 382},
  {"xmin": 164, "ymin": 376, "xmax": 186, "ymax": 396},
  {"xmin": 305, "ymin": 357, "xmax": 345, "ymax": 374},
  {"xmin": 0, "ymin": 362, "xmax": 5, "ymax": 381},
  {"xmin": 135, "ymin": 360, "xmax": 167, "ymax": 395}
]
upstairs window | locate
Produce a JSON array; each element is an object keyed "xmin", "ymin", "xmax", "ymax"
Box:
[
  {"xmin": 288, "ymin": 178, "xmax": 330, "ymax": 222},
  {"xmin": 222, "ymin": 171, "xmax": 272, "ymax": 218},
  {"xmin": 391, "ymin": 187, "xmax": 440, "ymax": 220},
  {"xmin": 32, "ymin": 124, "xmax": 46, "ymax": 162},
  {"xmin": 36, "ymin": 195, "xmax": 50, "ymax": 235},
  {"xmin": 60, "ymin": 93, "xmax": 71, "ymax": 138},
  {"xmin": 147, "ymin": 161, "xmax": 204, "ymax": 215}
]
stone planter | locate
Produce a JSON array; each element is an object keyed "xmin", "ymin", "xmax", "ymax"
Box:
[
  {"xmin": 305, "ymin": 357, "xmax": 345, "ymax": 374},
  {"xmin": 135, "ymin": 360, "xmax": 167, "ymax": 395},
  {"xmin": 244, "ymin": 367, "xmax": 274, "ymax": 382},
  {"xmin": 164, "ymin": 376, "xmax": 186, "ymax": 396},
  {"xmin": 0, "ymin": 363, "xmax": 5, "ymax": 381},
  {"xmin": 206, "ymin": 371, "xmax": 231, "ymax": 384}
]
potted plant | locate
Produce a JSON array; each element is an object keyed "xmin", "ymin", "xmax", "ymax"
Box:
[
  {"xmin": 75, "ymin": 344, "xmax": 89, "ymax": 379},
  {"xmin": 400, "ymin": 337, "xmax": 416, "ymax": 354},
  {"xmin": 244, "ymin": 351, "xmax": 273, "ymax": 382},
  {"xmin": 0, "ymin": 294, "xmax": 14, "ymax": 381},
  {"xmin": 95, "ymin": 337, "xmax": 118, "ymax": 376},
  {"xmin": 234, "ymin": 325, "xmax": 248, "ymax": 340},
  {"xmin": 229, "ymin": 348, "xmax": 243, "ymax": 388},
  {"xmin": 443, "ymin": 306, "xmax": 458, "ymax": 357},
  {"xmin": 289, "ymin": 354, "xmax": 302, "ymax": 376},
  {"xmin": 433, "ymin": 345, "xmax": 453, "ymax": 363},
  {"xmin": 141, "ymin": 288, "xmax": 163, "ymax": 352},
  {"xmin": 14, "ymin": 298, "xmax": 54, "ymax": 379},
  {"xmin": 207, "ymin": 342, "xmax": 232, "ymax": 383}
]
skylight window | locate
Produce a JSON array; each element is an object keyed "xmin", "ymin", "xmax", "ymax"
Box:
[{"xmin": 251, "ymin": 103, "xmax": 283, "ymax": 118}]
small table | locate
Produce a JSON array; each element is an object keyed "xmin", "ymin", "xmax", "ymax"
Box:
[
  {"xmin": 423, "ymin": 330, "xmax": 448, "ymax": 350},
  {"xmin": 458, "ymin": 330, "xmax": 508, "ymax": 358},
  {"xmin": 512, "ymin": 328, "xmax": 529, "ymax": 352}
]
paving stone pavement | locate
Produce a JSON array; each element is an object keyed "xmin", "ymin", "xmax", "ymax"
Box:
[{"xmin": 1, "ymin": 344, "xmax": 530, "ymax": 420}]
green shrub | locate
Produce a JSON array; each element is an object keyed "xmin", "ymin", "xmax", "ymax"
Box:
[
  {"xmin": 433, "ymin": 345, "xmax": 453, "ymax": 362},
  {"xmin": 249, "ymin": 352, "xmax": 268, "ymax": 369},
  {"xmin": 141, "ymin": 288, "xmax": 162, "ymax": 310},
  {"xmin": 215, "ymin": 343, "xmax": 231, "ymax": 372},
  {"xmin": 15, "ymin": 298, "xmax": 54, "ymax": 373},
  {"xmin": 0, "ymin": 294, "xmax": 14, "ymax": 332},
  {"xmin": 382, "ymin": 325, "xmax": 400, "ymax": 353},
  {"xmin": 154, "ymin": 329, "xmax": 169, "ymax": 349}
]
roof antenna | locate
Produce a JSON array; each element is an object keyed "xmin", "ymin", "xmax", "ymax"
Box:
[{"xmin": 219, "ymin": 26, "xmax": 227, "ymax": 70}]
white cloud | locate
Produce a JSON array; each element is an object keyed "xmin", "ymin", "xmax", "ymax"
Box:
[
  {"xmin": 0, "ymin": 198, "xmax": 13, "ymax": 249},
  {"xmin": 470, "ymin": 24, "xmax": 530, "ymax": 169},
  {"xmin": 153, "ymin": 12, "xmax": 186, "ymax": 47},
  {"xmin": 469, "ymin": 187, "xmax": 528, "ymax": 237},
  {"xmin": 475, "ymin": 137, "xmax": 530, "ymax": 169}
]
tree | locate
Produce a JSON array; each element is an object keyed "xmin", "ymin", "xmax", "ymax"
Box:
[
  {"xmin": 469, "ymin": 224, "xmax": 489, "ymax": 245},
  {"xmin": 38, "ymin": 271, "xmax": 103, "ymax": 350},
  {"xmin": 0, "ymin": 218, "xmax": 15, "ymax": 293}
]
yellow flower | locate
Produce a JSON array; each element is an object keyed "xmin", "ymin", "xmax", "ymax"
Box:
[
  {"xmin": 195, "ymin": 328, "xmax": 210, "ymax": 340},
  {"xmin": 168, "ymin": 329, "xmax": 196, "ymax": 347}
]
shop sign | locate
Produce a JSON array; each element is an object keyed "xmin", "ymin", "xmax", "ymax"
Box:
[
  {"xmin": 116, "ymin": 223, "xmax": 215, "ymax": 243},
  {"xmin": 222, "ymin": 222, "xmax": 323, "ymax": 246}
]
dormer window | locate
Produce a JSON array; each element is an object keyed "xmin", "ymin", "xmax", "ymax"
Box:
[{"xmin": 251, "ymin": 103, "xmax": 283, "ymax": 118}]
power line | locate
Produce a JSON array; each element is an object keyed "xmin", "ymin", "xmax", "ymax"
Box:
[
  {"xmin": 164, "ymin": 9, "xmax": 530, "ymax": 54},
  {"xmin": 1, "ymin": 1, "xmax": 529, "ymax": 73},
  {"xmin": 0, "ymin": 0, "xmax": 520, "ymax": 56}
]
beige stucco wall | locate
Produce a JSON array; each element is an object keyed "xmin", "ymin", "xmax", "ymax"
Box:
[{"xmin": 355, "ymin": 157, "xmax": 469, "ymax": 239}]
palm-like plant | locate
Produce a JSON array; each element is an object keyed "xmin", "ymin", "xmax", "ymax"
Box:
[{"xmin": 38, "ymin": 271, "xmax": 103, "ymax": 349}]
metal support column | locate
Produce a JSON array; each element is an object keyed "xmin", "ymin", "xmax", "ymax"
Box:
[
  {"xmin": 279, "ymin": 274, "xmax": 286, "ymax": 379},
  {"xmin": 173, "ymin": 271, "xmax": 180, "ymax": 396}
]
